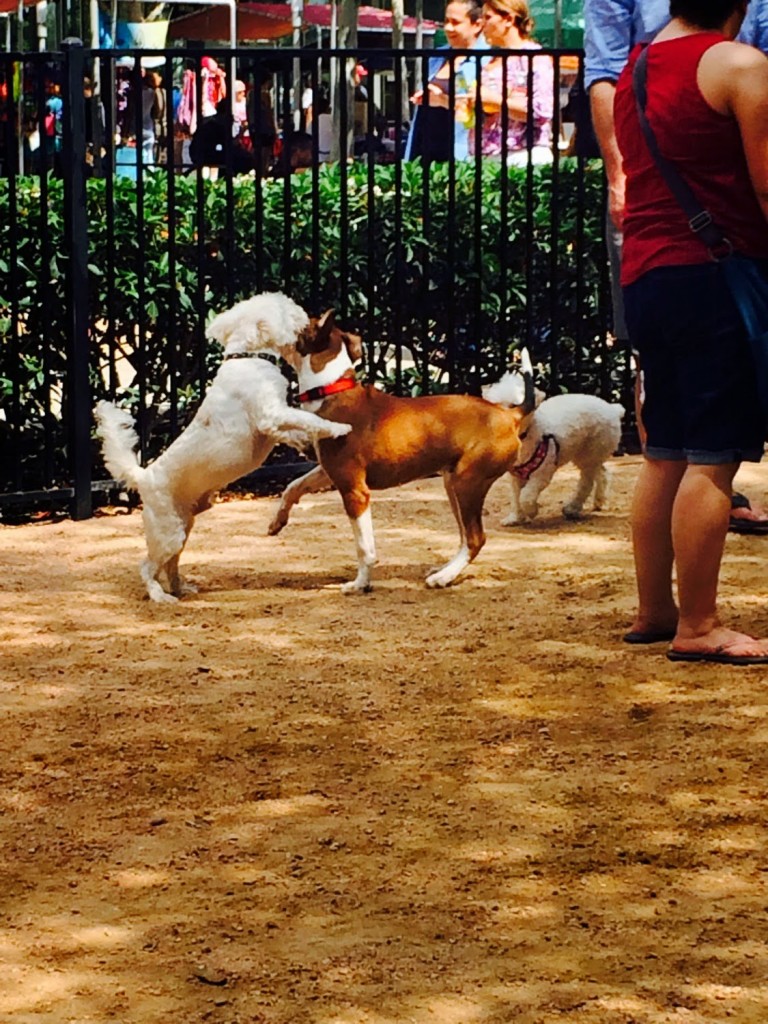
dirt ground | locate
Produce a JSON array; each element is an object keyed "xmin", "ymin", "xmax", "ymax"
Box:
[{"xmin": 2, "ymin": 455, "xmax": 768, "ymax": 1024}]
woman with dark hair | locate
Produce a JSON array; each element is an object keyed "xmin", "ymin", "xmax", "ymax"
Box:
[
  {"xmin": 615, "ymin": 0, "xmax": 768, "ymax": 663},
  {"xmin": 405, "ymin": 0, "xmax": 486, "ymax": 162}
]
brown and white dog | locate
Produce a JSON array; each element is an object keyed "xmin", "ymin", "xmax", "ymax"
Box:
[{"xmin": 272, "ymin": 310, "xmax": 535, "ymax": 593}]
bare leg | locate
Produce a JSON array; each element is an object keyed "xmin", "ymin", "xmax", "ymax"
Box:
[
  {"xmin": 671, "ymin": 463, "xmax": 768, "ymax": 657},
  {"xmin": 628, "ymin": 457, "xmax": 684, "ymax": 636},
  {"xmin": 268, "ymin": 465, "xmax": 333, "ymax": 535}
]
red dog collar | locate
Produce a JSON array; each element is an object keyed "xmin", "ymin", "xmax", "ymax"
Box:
[
  {"xmin": 511, "ymin": 435, "xmax": 559, "ymax": 482},
  {"xmin": 298, "ymin": 377, "xmax": 357, "ymax": 404}
]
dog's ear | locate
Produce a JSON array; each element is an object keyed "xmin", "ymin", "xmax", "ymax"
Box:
[
  {"xmin": 315, "ymin": 308, "xmax": 336, "ymax": 345},
  {"xmin": 343, "ymin": 331, "xmax": 363, "ymax": 363},
  {"xmin": 298, "ymin": 310, "xmax": 336, "ymax": 355}
]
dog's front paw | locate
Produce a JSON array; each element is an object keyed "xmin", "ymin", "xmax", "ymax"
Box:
[
  {"xmin": 425, "ymin": 568, "xmax": 455, "ymax": 588},
  {"xmin": 562, "ymin": 503, "xmax": 584, "ymax": 520},
  {"xmin": 341, "ymin": 579, "xmax": 372, "ymax": 595},
  {"xmin": 326, "ymin": 422, "xmax": 352, "ymax": 438},
  {"xmin": 501, "ymin": 512, "xmax": 522, "ymax": 527},
  {"xmin": 518, "ymin": 503, "xmax": 538, "ymax": 521},
  {"xmin": 267, "ymin": 513, "xmax": 287, "ymax": 536}
]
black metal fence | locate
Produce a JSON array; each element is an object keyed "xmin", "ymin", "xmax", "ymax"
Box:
[{"xmin": 0, "ymin": 42, "xmax": 624, "ymax": 520}]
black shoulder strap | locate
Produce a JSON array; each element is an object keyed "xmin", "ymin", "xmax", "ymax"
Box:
[{"xmin": 632, "ymin": 45, "xmax": 732, "ymax": 256}]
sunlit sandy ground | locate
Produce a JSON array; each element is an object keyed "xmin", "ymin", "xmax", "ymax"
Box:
[{"xmin": 2, "ymin": 455, "xmax": 768, "ymax": 1024}]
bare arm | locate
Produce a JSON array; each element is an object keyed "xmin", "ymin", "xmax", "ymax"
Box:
[
  {"xmin": 723, "ymin": 48, "xmax": 768, "ymax": 224},
  {"xmin": 590, "ymin": 80, "xmax": 625, "ymax": 229}
]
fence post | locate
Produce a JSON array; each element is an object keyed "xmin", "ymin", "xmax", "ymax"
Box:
[{"xmin": 62, "ymin": 38, "xmax": 93, "ymax": 520}]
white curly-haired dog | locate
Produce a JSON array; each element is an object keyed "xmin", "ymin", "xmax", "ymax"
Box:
[
  {"xmin": 482, "ymin": 372, "xmax": 624, "ymax": 525},
  {"xmin": 94, "ymin": 292, "xmax": 351, "ymax": 603}
]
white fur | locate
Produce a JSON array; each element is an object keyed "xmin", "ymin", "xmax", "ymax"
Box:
[
  {"xmin": 94, "ymin": 292, "xmax": 351, "ymax": 603},
  {"xmin": 295, "ymin": 344, "xmax": 356, "ymax": 414},
  {"xmin": 482, "ymin": 376, "xmax": 624, "ymax": 525}
]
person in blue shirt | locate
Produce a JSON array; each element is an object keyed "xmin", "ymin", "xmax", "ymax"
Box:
[{"xmin": 405, "ymin": 0, "xmax": 487, "ymax": 162}]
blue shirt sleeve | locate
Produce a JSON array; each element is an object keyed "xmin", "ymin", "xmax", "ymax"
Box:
[
  {"xmin": 739, "ymin": 0, "xmax": 768, "ymax": 52},
  {"xmin": 584, "ymin": 0, "xmax": 670, "ymax": 89}
]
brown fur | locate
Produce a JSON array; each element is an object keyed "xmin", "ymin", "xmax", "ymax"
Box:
[{"xmin": 274, "ymin": 313, "xmax": 534, "ymax": 590}]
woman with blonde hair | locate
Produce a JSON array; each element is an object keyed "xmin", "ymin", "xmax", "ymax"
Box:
[{"xmin": 469, "ymin": 0, "xmax": 554, "ymax": 163}]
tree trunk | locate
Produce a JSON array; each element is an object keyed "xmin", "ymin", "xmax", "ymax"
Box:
[
  {"xmin": 391, "ymin": 0, "xmax": 409, "ymax": 128},
  {"xmin": 330, "ymin": 0, "xmax": 357, "ymax": 162},
  {"xmin": 414, "ymin": 0, "xmax": 424, "ymax": 94}
]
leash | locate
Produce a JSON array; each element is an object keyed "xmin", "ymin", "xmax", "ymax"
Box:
[
  {"xmin": 298, "ymin": 376, "xmax": 357, "ymax": 404},
  {"xmin": 511, "ymin": 434, "xmax": 559, "ymax": 482}
]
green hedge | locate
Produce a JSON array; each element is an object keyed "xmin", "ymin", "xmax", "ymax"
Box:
[{"xmin": 0, "ymin": 158, "xmax": 618, "ymax": 491}]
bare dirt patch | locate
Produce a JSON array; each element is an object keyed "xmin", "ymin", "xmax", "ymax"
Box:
[{"xmin": 2, "ymin": 455, "xmax": 768, "ymax": 1024}]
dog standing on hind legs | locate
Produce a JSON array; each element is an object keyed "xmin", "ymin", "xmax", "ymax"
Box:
[
  {"xmin": 94, "ymin": 292, "xmax": 351, "ymax": 603},
  {"xmin": 272, "ymin": 310, "xmax": 535, "ymax": 593}
]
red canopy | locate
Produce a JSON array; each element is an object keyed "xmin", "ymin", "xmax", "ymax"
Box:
[
  {"xmin": 0, "ymin": 0, "xmax": 38, "ymax": 15},
  {"xmin": 168, "ymin": 3, "xmax": 437, "ymax": 42}
]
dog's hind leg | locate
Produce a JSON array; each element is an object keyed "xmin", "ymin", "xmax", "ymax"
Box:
[
  {"xmin": 268, "ymin": 465, "xmax": 333, "ymax": 535},
  {"xmin": 165, "ymin": 516, "xmax": 198, "ymax": 597},
  {"xmin": 563, "ymin": 466, "xmax": 598, "ymax": 520},
  {"xmin": 426, "ymin": 472, "xmax": 488, "ymax": 588},
  {"xmin": 140, "ymin": 503, "xmax": 187, "ymax": 603},
  {"xmin": 592, "ymin": 464, "xmax": 611, "ymax": 510}
]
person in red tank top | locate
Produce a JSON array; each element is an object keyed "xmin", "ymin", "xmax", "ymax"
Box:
[{"xmin": 614, "ymin": 0, "xmax": 768, "ymax": 664}]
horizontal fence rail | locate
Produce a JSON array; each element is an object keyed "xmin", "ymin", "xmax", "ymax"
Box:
[{"xmin": 0, "ymin": 42, "xmax": 626, "ymax": 520}]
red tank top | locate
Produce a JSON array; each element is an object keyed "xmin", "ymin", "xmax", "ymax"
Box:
[{"xmin": 615, "ymin": 34, "xmax": 768, "ymax": 286}]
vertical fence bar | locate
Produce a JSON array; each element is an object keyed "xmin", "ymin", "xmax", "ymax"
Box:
[
  {"xmin": 549, "ymin": 53, "xmax": 561, "ymax": 394},
  {"xmin": 164, "ymin": 53, "xmax": 179, "ymax": 436},
  {"xmin": 419, "ymin": 49, "xmax": 431, "ymax": 393},
  {"xmin": 392, "ymin": 52, "xmax": 404, "ymax": 394},
  {"xmin": 35, "ymin": 58, "xmax": 55, "ymax": 485},
  {"xmin": 3, "ymin": 52, "xmax": 21, "ymax": 489},
  {"xmin": 62, "ymin": 38, "xmax": 92, "ymax": 519},
  {"xmin": 339, "ymin": 52, "xmax": 349, "ymax": 321},
  {"xmin": 102, "ymin": 54, "xmax": 118, "ymax": 397}
]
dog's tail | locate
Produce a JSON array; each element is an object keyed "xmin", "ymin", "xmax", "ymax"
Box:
[
  {"xmin": 93, "ymin": 401, "xmax": 145, "ymax": 492},
  {"xmin": 518, "ymin": 348, "xmax": 536, "ymax": 418},
  {"xmin": 482, "ymin": 348, "xmax": 537, "ymax": 412}
]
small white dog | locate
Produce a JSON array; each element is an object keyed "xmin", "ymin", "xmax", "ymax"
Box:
[
  {"xmin": 94, "ymin": 292, "xmax": 351, "ymax": 603},
  {"xmin": 482, "ymin": 373, "xmax": 624, "ymax": 524}
]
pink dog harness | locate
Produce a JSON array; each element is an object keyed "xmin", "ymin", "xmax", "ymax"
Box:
[{"xmin": 511, "ymin": 434, "xmax": 558, "ymax": 483}]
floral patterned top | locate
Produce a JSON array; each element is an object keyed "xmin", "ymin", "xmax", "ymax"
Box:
[{"xmin": 471, "ymin": 43, "xmax": 554, "ymax": 157}]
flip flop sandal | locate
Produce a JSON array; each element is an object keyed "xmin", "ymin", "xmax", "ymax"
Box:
[
  {"xmin": 667, "ymin": 646, "xmax": 768, "ymax": 665},
  {"xmin": 623, "ymin": 629, "xmax": 677, "ymax": 644},
  {"xmin": 729, "ymin": 493, "xmax": 768, "ymax": 534}
]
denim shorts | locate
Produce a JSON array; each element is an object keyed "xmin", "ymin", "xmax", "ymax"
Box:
[{"xmin": 623, "ymin": 262, "xmax": 765, "ymax": 464}]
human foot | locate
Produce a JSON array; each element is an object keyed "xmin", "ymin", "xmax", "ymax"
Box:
[
  {"xmin": 729, "ymin": 493, "xmax": 768, "ymax": 535},
  {"xmin": 668, "ymin": 628, "xmax": 768, "ymax": 665},
  {"xmin": 623, "ymin": 612, "xmax": 678, "ymax": 644}
]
